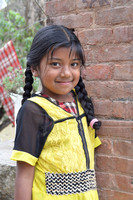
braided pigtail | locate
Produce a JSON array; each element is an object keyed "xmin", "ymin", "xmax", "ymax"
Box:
[
  {"xmin": 75, "ymin": 76, "xmax": 101, "ymax": 130},
  {"xmin": 22, "ymin": 64, "xmax": 33, "ymax": 105}
]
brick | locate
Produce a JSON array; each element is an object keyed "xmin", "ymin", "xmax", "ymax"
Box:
[
  {"xmin": 96, "ymin": 138, "xmax": 113, "ymax": 155},
  {"xmin": 111, "ymin": 81, "xmax": 133, "ymax": 100},
  {"xmin": 123, "ymin": 82, "xmax": 133, "ymax": 100},
  {"xmin": 76, "ymin": 0, "xmax": 110, "ymax": 9},
  {"xmin": 98, "ymin": 120, "xmax": 133, "ymax": 139},
  {"xmin": 112, "ymin": 101, "xmax": 125, "ymax": 119},
  {"xmin": 51, "ymin": 12, "xmax": 93, "ymax": 28},
  {"xmin": 113, "ymin": 140, "xmax": 133, "ymax": 158},
  {"xmin": 84, "ymin": 65, "xmax": 113, "ymax": 80},
  {"xmin": 98, "ymin": 189, "xmax": 133, "ymax": 200},
  {"xmin": 85, "ymin": 44, "xmax": 133, "ymax": 62},
  {"xmin": 114, "ymin": 63, "xmax": 133, "ymax": 81},
  {"xmin": 96, "ymin": 172, "xmax": 133, "ymax": 193},
  {"xmin": 93, "ymin": 99, "xmax": 112, "ymax": 117},
  {"xmin": 92, "ymin": 99, "xmax": 132, "ymax": 121},
  {"xmin": 96, "ymin": 172, "xmax": 116, "ymax": 190},
  {"xmin": 112, "ymin": 101, "xmax": 133, "ymax": 120},
  {"xmin": 113, "ymin": 26, "xmax": 133, "ymax": 43},
  {"xmin": 78, "ymin": 28, "xmax": 113, "ymax": 45},
  {"xmin": 112, "ymin": 191, "xmax": 133, "ymax": 200},
  {"xmin": 114, "ymin": 175, "xmax": 133, "ymax": 194},
  {"xmin": 77, "ymin": 0, "xmax": 111, "ymax": 9},
  {"xmin": 110, "ymin": 81, "xmax": 133, "ymax": 100},
  {"xmin": 113, "ymin": 0, "xmax": 133, "ymax": 7},
  {"xmin": 85, "ymin": 81, "xmax": 133, "ymax": 100},
  {"xmin": 45, "ymin": 0, "xmax": 75, "ymax": 16},
  {"xmin": 76, "ymin": 0, "xmax": 89, "ymax": 9},
  {"xmin": 85, "ymin": 81, "xmax": 114, "ymax": 99},
  {"xmin": 98, "ymin": 189, "xmax": 114, "ymax": 200},
  {"xmin": 96, "ymin": 155, "xmax": 133, "ymax": 175},
  {"xmin": 95, "ymin": 7, "xmax": 133, "ymax": 26}
]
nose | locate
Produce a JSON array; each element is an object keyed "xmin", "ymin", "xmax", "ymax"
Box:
[{"xmin": 60, "ymin": 65, "xmax": 71, "ymax": 77}]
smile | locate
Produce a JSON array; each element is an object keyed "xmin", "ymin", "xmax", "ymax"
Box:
[{"xmin": 56, "ymin": 80, "xmax": 73, "ymax": 84}]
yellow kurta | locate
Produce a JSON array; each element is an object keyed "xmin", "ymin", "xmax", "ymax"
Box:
[{"xmin": 11, "ymin": 96, "xmax": 101, "ymax": 200}]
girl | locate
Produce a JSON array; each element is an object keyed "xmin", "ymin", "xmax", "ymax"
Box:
[{"xmin": 11, "ymin": 25, "xmax": 101, "ymax": 200}]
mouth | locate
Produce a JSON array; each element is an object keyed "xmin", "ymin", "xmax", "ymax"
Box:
[
  {"xmin": 56, "ymin": 80, "xmax": 73, "ymax": 83},
  {"xmin": 56, "ymin": 80, "xmax": 73, "ymax": 86},
  {"xmin": 58, "ymin": 81, "xmax": 72, "ymax": 84}
]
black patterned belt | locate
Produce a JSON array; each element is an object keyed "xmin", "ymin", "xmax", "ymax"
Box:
[{"xmin": 45, "ymin": 169, "xmax": 97, "ymax": 195}]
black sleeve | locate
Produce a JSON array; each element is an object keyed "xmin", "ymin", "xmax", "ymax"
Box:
[{"xmin": 13, "ymin": 100, "xmax": 54, "ymax": 158}]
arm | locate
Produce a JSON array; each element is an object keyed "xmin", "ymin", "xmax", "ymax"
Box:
[{"xmin": 14, "ymin": 161, "xmax": 35, "ymax": 200}]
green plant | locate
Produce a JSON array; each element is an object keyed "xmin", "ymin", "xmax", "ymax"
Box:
[
  {"xmin": 0, "ymin": 9, "xmax": 41, "ymax": 68},
  {"xmin": 0, "ymin": 9, "xmax": 42, "ymax": 94},
  {"xmin": 3, "ymin": 66, "xmax": 40, "ymax": 94}
]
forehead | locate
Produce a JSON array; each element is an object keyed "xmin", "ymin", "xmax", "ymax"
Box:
[{"xmin": 48, "ymin": 47, "xmax": 80, "ymax": 59}]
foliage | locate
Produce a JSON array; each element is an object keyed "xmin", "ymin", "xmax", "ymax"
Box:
[
  {"xmin": 0, "ymin": 9, "xmax": 41, "ymax": 68},
  {"xmin": 0, "ymin": 9, "xmax": 42, "ymax": 94},
  {"xmin": 3, "ymin": 66, "xmax": 40, "ymax": 94}
]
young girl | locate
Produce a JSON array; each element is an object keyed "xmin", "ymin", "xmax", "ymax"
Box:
[{"xmin": 11, "ymin": 25, "xmax": 101, "ymax": 200}]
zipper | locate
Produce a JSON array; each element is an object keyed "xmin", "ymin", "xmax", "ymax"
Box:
[
  {"xmin": 72, "ymin": 91, "xmax": 90, "ymax": 169},
  {"xmin": 77, "ymin": 119, "xmax": 90, "ymax": 169}
]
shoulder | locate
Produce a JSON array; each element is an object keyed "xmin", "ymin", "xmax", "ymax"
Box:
[
  {"xmin": 19, "ymin": 99, "xmax": 45, "ymax": 115},
  {"xmin": 16, "ymin": 99, "xmax": 51, "ymax": 124}
]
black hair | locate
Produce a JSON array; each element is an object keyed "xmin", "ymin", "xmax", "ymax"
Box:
[
  {"xmin": 75, "ymin": 77, "xmax": 101, "ymax": 130},
  {"xmin": 22, "ymin": 25, "xmax": 101, "ymax": 130}
]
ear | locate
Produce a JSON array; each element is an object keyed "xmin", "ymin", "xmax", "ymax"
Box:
[{"xmin": 31, "ymin": 67, "xmax": 39, "ymax": 77}]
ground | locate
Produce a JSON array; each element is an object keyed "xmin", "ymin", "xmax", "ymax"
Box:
[{"xmin": 0, "ymin": 124, "xmax": 15, "ymax": 166}]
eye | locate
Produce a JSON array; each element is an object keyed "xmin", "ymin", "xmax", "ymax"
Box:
[
  {"xmin": 50, "ymin": 62, "xmax": 60, "ymax": 68},
  {"xmin": 71, "ymin": 62, "xmax": 80, "ymax": 68}
]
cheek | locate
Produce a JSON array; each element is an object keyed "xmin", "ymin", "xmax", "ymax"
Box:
[
  {"xmin": 40, "ymin": 70, "xmax": 56, "ymax": 84},
  {"xmin": 73, "ymin": 70, "xmax": 80, "ymax": 85},
  {"xmin": 75, "ymin": 69, "xmax": 80, "ymax": 79}
]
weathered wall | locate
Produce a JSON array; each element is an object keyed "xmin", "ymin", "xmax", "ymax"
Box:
[
  {"xmin": 0, "ymin": 165, "xmax": 15, "ymax": 200},
  {"xmin": 1, "ymin": 1, "xmax": 133, "ymax": 199},
  {"xmin": 45, "ymin": 0, "xmax": 133, "ymax": 199}
]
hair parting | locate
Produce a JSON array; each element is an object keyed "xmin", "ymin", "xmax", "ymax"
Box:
[{"xmin": 60, "ymin": 26, "xmax": 71, "ymax": 42}]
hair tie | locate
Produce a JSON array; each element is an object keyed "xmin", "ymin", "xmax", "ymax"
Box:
[{"xmin": 90, "ymin": 118, "xmax": 98, "ymax": 128}]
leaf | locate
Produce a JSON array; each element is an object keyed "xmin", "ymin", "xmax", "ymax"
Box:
[{"xmin": 0, "ymin": 9, "xmax": 42, "ymax": 94}]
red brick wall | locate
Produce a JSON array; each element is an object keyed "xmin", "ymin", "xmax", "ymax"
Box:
[{"xmin": 45, "ymin": 0, "xmax": 133, "ymax": 199}]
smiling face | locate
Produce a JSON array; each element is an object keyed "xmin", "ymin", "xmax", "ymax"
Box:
[{"xmin": 32, "ymin": 47, "xmax": 81, "ymax": 102}]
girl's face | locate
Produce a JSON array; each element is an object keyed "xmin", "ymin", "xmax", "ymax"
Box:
[{"xmin": 32, "ymin": 47, "xmax": 81, "ymax": 101}]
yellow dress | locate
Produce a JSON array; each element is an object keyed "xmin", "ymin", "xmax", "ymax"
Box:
[{"xmin": 11, "ymin": 95, "xmax": 101, "ymax": 200}]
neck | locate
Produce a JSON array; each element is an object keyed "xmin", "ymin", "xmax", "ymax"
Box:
[{"xmin": 41, "ymin": 91, "xmax": 74, "ymax": 102}]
